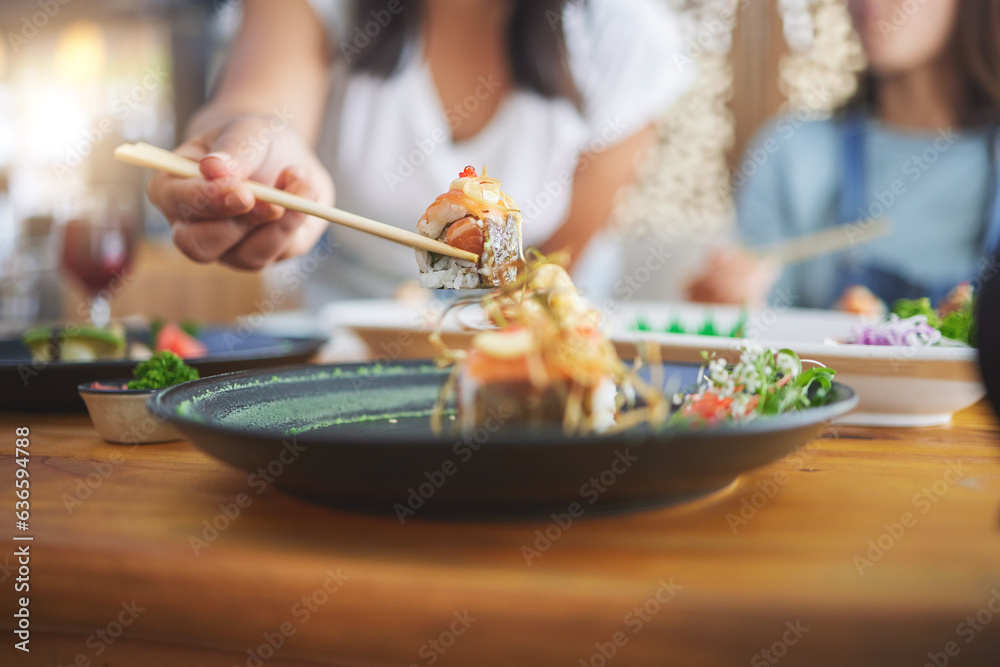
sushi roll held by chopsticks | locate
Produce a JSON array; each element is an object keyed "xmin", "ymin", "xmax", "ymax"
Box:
[{"xmin": 416, "ymin": 167, "xmax": 524, "ymax": 289}]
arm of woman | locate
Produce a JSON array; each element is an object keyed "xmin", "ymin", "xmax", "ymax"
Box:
[
  {"xmin": 147, "ymin": 0, "xmax": 335, "ymax": 270},
  {"xmin": 540, "ymin": 124, "xmax": 657, "ymax": 265},
  {"xmin": 685, "ymin": 122, "xmax": 793, "ymax": 306}
]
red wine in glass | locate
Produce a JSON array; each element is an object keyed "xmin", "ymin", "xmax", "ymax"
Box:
[{"xmin": 60, "ymin": 216, "xmax": 136, "ymax": 327}]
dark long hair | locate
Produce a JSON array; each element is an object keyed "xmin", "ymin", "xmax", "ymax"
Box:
[
  {"xmin": 346, "ymin": 0, "xmax": 583, "ymax": 109},
  {"xmin": 845, "ymin": 0, "xmax": 1000, "ymax": 127}
]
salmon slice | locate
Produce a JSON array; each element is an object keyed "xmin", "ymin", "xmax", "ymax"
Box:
[
  {"xmin": 463, "ymin": 348, "xmax": 532, "ymax": 384},
  {"xmin": 445, "ymin": 216, "xmax": 485, "ymax": 256}
]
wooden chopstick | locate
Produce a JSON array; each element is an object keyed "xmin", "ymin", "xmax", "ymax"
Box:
[
  {"xmin": 755, "ymin": 217, "xmax": 892, "ymax": 265},
  {"xmin": 113, "ymin": 142, "xmax": 480, "ymax": 264}
]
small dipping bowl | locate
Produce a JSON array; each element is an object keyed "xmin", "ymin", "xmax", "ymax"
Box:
[{"xmin": 78, "ymin": 379, "xmax": 183, "ymax": 444}]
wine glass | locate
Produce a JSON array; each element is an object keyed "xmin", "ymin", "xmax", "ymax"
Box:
[{"xmin": 59, "ymin": 194, "xmax": 137, "ymax": 327}]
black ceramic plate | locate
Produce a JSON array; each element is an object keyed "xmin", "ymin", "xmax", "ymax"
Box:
[
  {"xmin": 149, "ymin": 360, "xmax": 857, "ymax": 519},
  {"xmin": 0, "ymin": 328, "xmax": 327, "ymax": 412}
]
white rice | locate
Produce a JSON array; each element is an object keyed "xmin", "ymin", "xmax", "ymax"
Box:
[{"xmin": 415, "ymin": 250, "xmax": 482, "ymax": 289}]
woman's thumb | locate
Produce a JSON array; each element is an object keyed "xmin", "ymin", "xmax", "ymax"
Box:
[{"xmin": 199, "ymin": 116, "xmax": 273, "ymax": 181}]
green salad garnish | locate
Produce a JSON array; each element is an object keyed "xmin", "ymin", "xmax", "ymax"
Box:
[
  {"xmin": 128, "ymin": 351, "xmax": 199, "ymax": 390},
  {"xmin": 891, "ymin": 297, "xmax": 937, "ymax": 322},
  {"xmin": 670, "ymin": 345, "xmax": 836, "ymax": 426},
  {"xmin": 939, "ymin": 307, "xmax": 975, "ymax": 344},
  {"xmin": 891, "ymin": 289, "xmax": 976, "ymax": 345}
]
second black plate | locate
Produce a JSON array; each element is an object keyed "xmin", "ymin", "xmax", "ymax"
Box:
[{"xmin": 0, "ymin": 328, "xmax": 327, "ymax": 412}]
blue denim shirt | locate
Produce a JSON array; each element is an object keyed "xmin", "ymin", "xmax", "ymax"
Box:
[{"xmin": 737, "ymin": 114, "xmax": 995, "ymax": 308}]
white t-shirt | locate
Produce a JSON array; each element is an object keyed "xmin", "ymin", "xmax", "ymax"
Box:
[{"xmin": 302, "ymin": 0, "xmax": 692, "ymax": 301}]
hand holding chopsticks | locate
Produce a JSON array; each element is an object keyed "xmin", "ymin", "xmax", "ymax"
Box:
[
  {"xmin": 115, "ymin": 142, "xmax": 479, "ymax": 264},
  {"xmin": 686, "ymin": 217, "xmax": 894, "ymax": 306}
]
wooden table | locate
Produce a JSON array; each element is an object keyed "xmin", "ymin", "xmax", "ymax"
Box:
[{"xmin": 3, "ymin": 404, "xmax": 1000, "ymax": 667}]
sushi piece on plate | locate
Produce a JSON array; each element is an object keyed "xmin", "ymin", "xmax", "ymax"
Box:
[
  {"xmin": 435, "ymin": 257, "xmax": 634, "ymax": 435},
  {"xmin": 416, "ymin": 166, "xmax": 524, "ymax": 290},
  {"xmin": 457, "ymin": 326, "xmax": 620, "ymax": 434}
]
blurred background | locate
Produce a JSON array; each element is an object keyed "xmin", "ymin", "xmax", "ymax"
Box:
[{"xmin": 0, "ymin": 0, "xmax": 863, "ymax": 332}]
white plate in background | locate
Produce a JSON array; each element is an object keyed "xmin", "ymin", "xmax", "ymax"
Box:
[{"xmin": 612, "ymin": 302, "xmax": 983, "ymax": 427}]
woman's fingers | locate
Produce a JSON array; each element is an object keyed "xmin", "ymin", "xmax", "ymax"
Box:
[
  {"xmin": 162, "ymin": 165, "xmax": 308, "ymax": 265},
  {"xmin": 230, "ymin": 166, "xmax": 305, "ymax": 233},
  {"xmin": 171, "ymin": 217, "xmax": 253, "ymax": 264},
  {"xmin": 154, "ymin": 177, "xmax": 255, "ymax": 222},
  {"xmin": 198, "ymin": 116, "xmax": 276, "ymax": 180},
  {"xmin": 199, "ymin": 118, "xmax": 287, "ymax": 224},
  {"xmin": 146, "ymin": 136, "xmax": 255, "ymax": 221},
  {"xmin": 199, "ymin": 152, "xmax": 239, "ymax": 180},
  {"xmin": 219, "ymin": 167, "xmax": 320, "ymax": 270},
  {"xmin": 274, "ymin": 167, "xmax": 315, "ymax": 230},
  {"xmin": 235, "ymin": 198, "xmax": 286, "ymax": 226},
  {"xmin": 172, "ymin": 178, "xmax": 301, "ymax": 266},
  {"xmin": 145, "ymin": 116, "xmax": 333, "ymax": 270}
]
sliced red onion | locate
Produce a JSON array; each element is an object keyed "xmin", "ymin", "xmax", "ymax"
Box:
[{"xmin": 846, "ymin": 315, "xmax": 943, "ymax": 347}]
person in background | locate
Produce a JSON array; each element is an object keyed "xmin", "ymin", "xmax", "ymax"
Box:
[
  {"xmin": 687, "ymin": 0, "xmax": 1000, "ymax": 314},
  {"xmin": 146, "ymin": 0, "xmax": 691, "ymax": 301}
]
